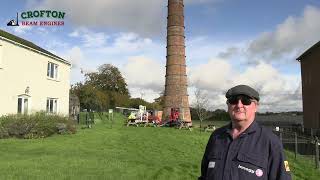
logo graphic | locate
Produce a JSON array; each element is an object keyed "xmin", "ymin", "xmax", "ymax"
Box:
[
  {"xmin": 255, "ymin": 169, "xmax": 263, "ymax": 177},
  {"xmin": 208, "ymin": 161, "xmax": 215, "ymax": 168},
  {"xmin": 7, "ymin": 13, "xmax": 19, "ymax": 26},
  {"xmin": 7, "ymin": 10, "xmax": 65, "ymax": 27}
]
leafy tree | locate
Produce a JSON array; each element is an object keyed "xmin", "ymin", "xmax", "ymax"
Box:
[
  {"xmin": 70, "ymin": 83, "xmax": 109, "ymax": 111},
  {"xmin": 85, "ymin": 64, "xmax": 129, "ymax": 95},
  {"xmin": 71, "ymin": 64, "xmax": 131, "ymax": 110},
  {"xmin": 110, "ymin": 91, "xmax": 130, "ymax": 108},
  {"xmin": 83, "ymin": 64, "xmax": 130, "ymax": 109}
]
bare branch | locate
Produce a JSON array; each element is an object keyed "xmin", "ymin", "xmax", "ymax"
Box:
[{"xmin": 193, "ymin": 87, "xmax": 212, "ymax": 122}]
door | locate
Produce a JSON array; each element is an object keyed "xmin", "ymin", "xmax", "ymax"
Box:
[
  {"xmin": 23, "ymin": 98, "xmax": 28, "ymax": 114},
  {"xmin": 17, "ymin": 96, "xmax": 29, "ymax": 114}
]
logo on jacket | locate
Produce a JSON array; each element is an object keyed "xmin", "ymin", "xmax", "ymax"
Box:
[
  {"xmin": 255, "ymin": 169, "xmax": 263, "ymax": 177},
  {"xmin": 238, "ymin": 164, "xmax": 254, "ymax": 174},
  {"xmin": 208, "ymin": 161, "xmax": 215, "ymax": 168}
]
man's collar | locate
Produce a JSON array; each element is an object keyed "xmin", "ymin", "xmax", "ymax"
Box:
[
  {"xmin": 243, "ymin": 121, "xmax": 259, "ymax": 134},
  {"xmin": 224, "ymin": 120, "xmax": 259, "ymax": 135}
]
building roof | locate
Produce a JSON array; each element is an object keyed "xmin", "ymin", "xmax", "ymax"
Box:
[
  {"xmin": 297, "ymin": 41, "xmax": 320, "ymax": 61},
  {"xmin": 0, "ymin": 29, "xmax": 71, "ymax": 65}
]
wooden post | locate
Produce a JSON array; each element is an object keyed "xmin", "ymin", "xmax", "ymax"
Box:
[
  {"xmin": 315, "ymin": 136, "xmax": 319, "ymax": 169},
  {"xmin": 279, "ymin": 131, "xmax": 283, "ymax": 143},
  {"xmin": 295, "ymin": 132, "xmax": 298, "ymax": 160}
]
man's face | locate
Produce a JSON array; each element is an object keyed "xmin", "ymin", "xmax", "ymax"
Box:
[{"xmin": 227, "ymin": 95, "xmax": 258, "ymax": 124}]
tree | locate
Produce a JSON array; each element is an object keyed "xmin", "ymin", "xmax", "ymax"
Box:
[
  {"xmin": 128, "ymin": 98, "xmax": 152, "ymax": 109},
  {"xmin": 84, "ymin": 64, "xmax": 130, "ymax": 108},
  {"xmin": 85, "ymin": 64, "xmax": 129, "ymax": 95},
  {"xmin": 110, "ymin": 91, "xmax": 130, "ymax": 108},
  {"xmin": 152, "ymin": 91, "xmax": 165, "ymax": 110},
  {"xmin": 193, "ymin": 87, "xmax": 212, "ymax": 131},
  {"xmin": 71, "ymin": 83, "xmax": 109, "ymax": 111}
]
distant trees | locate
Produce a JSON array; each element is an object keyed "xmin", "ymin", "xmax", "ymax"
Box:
[
  {"xmin": 210, "ymin": 109, "xmax": 230, "ymax": 121},
  {"xmin": 71, "ymin": 64, "xmax": 165, "ymax": 112}
]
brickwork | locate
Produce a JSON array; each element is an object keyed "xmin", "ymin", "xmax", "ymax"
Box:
[{"xmin": 163, "ymin": 0, "xmax": 191, "ymax": 122}]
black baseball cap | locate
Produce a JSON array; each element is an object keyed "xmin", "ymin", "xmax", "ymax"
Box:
[{"xmin": 225, "ymin": 85, "xmax": 260, "ymax": 101}]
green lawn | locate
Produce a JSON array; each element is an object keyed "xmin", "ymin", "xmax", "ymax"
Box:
[{"xmin": 0, "ymin": 113, "xmax": 319, "ymax": 179}]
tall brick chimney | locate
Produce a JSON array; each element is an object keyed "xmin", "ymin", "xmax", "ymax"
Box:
[{"xmin": 163, "ymin": 0, "xmax": 191, "ymax": 122}]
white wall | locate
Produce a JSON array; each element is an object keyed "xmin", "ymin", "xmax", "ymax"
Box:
[
  {"xmin": 0, "ymin": 41, "xmax": 3, "ymax": 69},
  {"xmin": 0, "ymin": 38, "xmax": 71, "ymax": 116}
]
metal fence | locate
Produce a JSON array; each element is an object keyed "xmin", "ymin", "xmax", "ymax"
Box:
[{"xmin": 273, "ymin": 128, "xmax": 320, "ymax": 169}]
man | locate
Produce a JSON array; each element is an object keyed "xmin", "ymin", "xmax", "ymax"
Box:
[{"xmin": 199, "ymin": 85, "xmax": 291, "ymax": 180}]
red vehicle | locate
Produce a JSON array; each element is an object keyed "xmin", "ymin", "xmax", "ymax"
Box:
[{"xmin": 159, "ymin": 108, "xmax": 181, "ymax": 127}]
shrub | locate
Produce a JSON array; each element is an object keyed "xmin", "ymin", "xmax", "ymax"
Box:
[
  {"xmin": 0, "ymin": 112, "xmax": 76, "ymax": 139},
  {"xmin": 0, "ymin": 126, "xmax": 9, "ymax": 138}
]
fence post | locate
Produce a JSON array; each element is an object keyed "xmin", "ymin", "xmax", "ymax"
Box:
[
  {"xmin": 77, "ymin": 113, "xmax": 80, "ymax": 124},
  {"xmin": 85, "ymin": 112, "xmax": 88, "ymax": 126},
  {"xmin": 279, "ymin": 131, "xmax": 283, "ymax": 143},
  {"xmin": 311, "ymin": 128, "xmax": 314, "ymax": 138},
  {"xmin": 295, "ymin": 132, "xmax": 298, "ymax": 160},
  {"xmin": 111, "ymin": 111, "xmax": 114, "ymax": 128},
  {"xmin": 315, "ymin": 136, "xmax": 319, "ymax": 169}
]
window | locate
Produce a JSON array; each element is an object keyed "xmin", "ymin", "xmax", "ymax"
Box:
[
  {"xmin": 46, "ymin": 98, "xmax": 58, "ymax": 113},
  {"xmin": 17, "ymin": 97, "xmax": 29, "ymax": 114},
  {"xmin": 47, "ymin": 62, "xmax": 58, "ymax": 79}
]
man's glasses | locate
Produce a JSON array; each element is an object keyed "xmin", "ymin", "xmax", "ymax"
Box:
[{"xmin": 227, "ymin": 95, "xmax": 254, "ymax": 105}]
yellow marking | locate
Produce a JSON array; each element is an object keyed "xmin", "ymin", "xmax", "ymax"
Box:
[{"xmin": 284, "ymin": 161, "xmax": 290, "ymax": 172}]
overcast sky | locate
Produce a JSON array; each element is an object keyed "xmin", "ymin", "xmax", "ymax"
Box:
[{"xmin": 2, "ymin": 0, "xmax": 320, "ymax": 112}]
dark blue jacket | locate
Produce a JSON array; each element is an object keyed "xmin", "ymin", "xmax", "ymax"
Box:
[{"xmin": 199, "ymin": 121, "xmax": 292, "ymax": 180}]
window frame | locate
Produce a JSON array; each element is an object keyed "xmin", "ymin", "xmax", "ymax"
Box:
[
  {"xmin": 46, "ymin": 98, "xmax": 58, "ymax": 114},
  {"xmin": 47, "ymin": 62, "xmax": 59, "ymax": 79},
  {"xmin": 17, "ymin": 95, "xmax": 30, "ymax": 114}
]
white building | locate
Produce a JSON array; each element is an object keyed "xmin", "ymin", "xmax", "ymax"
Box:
[{"xmin": 0, "ymin": 29, "xmax": 71, "ymax": 116}]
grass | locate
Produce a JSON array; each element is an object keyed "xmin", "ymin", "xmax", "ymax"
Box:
[
  {"xmin": 286, "ymin": 151, "xmax": 320, "ymax": 180},
  {"xmin": 192, "ymin": 119, "xmax": 230, "ymax": 129},
  {"xmin": 0, "ymin": 113, "xmax": 319, "ymax": 179}
]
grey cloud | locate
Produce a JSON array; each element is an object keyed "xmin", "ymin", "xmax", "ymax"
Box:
[
  {"xmin": 35, "ymin": 0, "xmax": 219, "ymax": 37},
  {"xmin": 217, "ymin": 47, "xmax": 239, "ymax": 59},
  {"xmin": 36, "ymin": 0, "xmax": 165, "ymax": 37},
  {"xmin": 247, "ymin": 6, "xmax": 320, "ymax": 61},
  {"xmin": 128, "ymin": 83, "xmax": 164, "ymax": 93}
]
